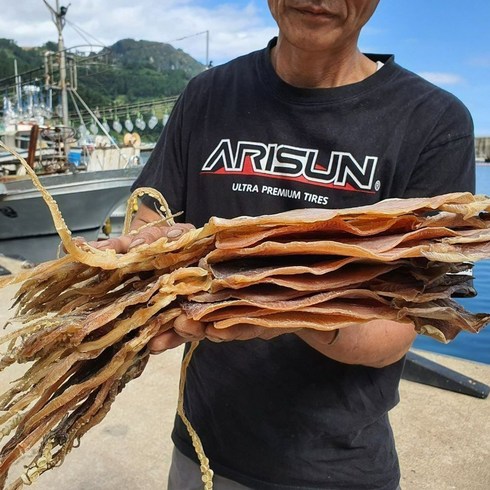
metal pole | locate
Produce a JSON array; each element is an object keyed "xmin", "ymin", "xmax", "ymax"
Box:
[
  {"xmin": 14, "ymin": 59, "xmax": 22, "ymax": 113},
  {"xmin": 206, "ymin": 30, "xmax": 209, "ymax": 68},
  {"xmin": 55, "ymin": 0, "xmax": 69, "ymax": 127}
]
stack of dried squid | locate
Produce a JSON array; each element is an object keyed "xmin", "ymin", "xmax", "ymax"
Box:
[
  {"xmin": 1, "ymin": 186, "xmax": 490, "ymax": 489},
  {"xmin": 186, "ymin": 193, "xmax": 490, "ymax": 342}
]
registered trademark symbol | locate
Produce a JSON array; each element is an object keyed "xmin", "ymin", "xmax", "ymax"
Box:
[{"xmin": 375, "ymin": 180, "xmax": 381, "ymax": 191}]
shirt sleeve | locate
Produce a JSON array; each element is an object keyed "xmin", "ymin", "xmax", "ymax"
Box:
[
  {"xmin": 131, "ymin": 92, "xmax": 188, "ymax": 217},
  {"xmin": 402, "ymin": 97, "xmax": 476, "ymax": 198}
]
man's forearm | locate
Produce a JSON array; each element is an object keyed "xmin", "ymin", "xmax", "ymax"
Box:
[{"xmin": 296, "ymin": 319, "xmax": 417, "ymax": 368}]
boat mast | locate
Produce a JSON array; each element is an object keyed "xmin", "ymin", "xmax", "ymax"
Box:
[
  {"xmin": 14, "ymin": 59, "xmax": 22, "ymax": 113},
  {"xmin": 43, "ymin": 0, "xmax": 70, "ymax": 127}
]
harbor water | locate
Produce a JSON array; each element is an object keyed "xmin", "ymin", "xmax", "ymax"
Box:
[{"xmin": 413, "ymin": 164, "xmax": 490, "ymax": 364}]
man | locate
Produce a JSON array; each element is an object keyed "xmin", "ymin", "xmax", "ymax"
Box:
[{"xmin": 98, "ymin": 1, "xmax": 475, "ymax": 488}]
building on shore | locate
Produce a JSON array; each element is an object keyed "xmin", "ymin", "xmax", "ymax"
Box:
[{"xmin": 476, "ymin": 137, "xmax": 490, "ymax": 162}]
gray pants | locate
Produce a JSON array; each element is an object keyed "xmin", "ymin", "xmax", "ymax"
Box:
[
  {"xmin": 167, "ymin": 446, "xmax": 402, "ymax": 490},
  {"xmin": 168, "ymin": 447, "xmax": 251, "ymax": 489}
]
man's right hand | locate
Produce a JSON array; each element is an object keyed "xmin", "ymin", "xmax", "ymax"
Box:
[
  {"xmin": 91, "ymin": 222, "xmax": 195, "ymax": 253},
  {"xmin": 82, "ymin": 202, "xmax": 194, "ymax": 254}
]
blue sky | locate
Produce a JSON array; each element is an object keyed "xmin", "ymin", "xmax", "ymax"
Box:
[
  {"xmin": 362, "ymin": 1, "xmax": 490, "ymax": 136},
  {"xmin": 1, "ymin": 0, "xmax": 489, "ymax": 135}
]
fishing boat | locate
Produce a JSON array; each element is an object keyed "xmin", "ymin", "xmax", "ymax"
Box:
[
  {"xmin": 0, "ymin": 165, "xmax": 140, "ymax": 263},
  {"xmin": 0, "ymin": 120, "xmax": 144, "ymax": 264},
  {"xmin": 0, "ymin": 2, "xmax": 144, "ymax": 264}
]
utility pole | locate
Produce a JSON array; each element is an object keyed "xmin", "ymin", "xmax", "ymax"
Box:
[
  {"xmin": 205, "ymin": 30, "xmax": 209, "ymax": 68},
  {"xmin": 14, "ymin": 59, "xmax": 22, "ymax": 113},
  {"xmin": 44, "ymin": 0, "xmax": 70, "ymax": 127}
]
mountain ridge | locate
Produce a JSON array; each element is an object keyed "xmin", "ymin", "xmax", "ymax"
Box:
[{"xmin": 0, "ymin": 37, "xmax": 205, "ymax": 109}]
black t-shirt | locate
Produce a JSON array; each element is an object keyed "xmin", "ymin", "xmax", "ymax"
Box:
[{"xmin": 132, "ymin": 39, "xmax": 475, "ymax": 490}]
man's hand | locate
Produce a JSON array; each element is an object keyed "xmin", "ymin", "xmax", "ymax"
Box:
[
  {"xmin": 148, "ymin": 314, "xmax": 301, "ymax": 354},
  {"xmin": 75, "ymin": 202, "xmax": 195, "ymax": 254},
  {"xmin": 92, "ymin": 222, "xmax": 195, "ymax": 253}
]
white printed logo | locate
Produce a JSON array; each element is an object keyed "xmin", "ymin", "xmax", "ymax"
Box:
[{"xmin": 201, "ymin": 139, "xmax": 380, "ymax": 193}]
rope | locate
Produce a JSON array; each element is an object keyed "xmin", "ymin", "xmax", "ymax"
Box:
[{"xmin": 177, "ymin": 342, "xmax": 214, "ymax": 489}]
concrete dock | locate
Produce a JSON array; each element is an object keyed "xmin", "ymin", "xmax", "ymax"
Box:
[{"xmin": 0, "ymin": 257, "xmax": 488, "ymax": 489}]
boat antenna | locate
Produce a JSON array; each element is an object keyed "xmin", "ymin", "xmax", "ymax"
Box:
[{"xmin": 43, "ymin": 0, "xmax": 71, "ymax": 127}]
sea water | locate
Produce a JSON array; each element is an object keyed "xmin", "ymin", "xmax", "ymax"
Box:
[{"xmin": 413, "ymin": 164, "xmax": 490, "ymax": 364}]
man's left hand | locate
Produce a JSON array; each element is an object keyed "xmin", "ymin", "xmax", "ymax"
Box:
[{"xmin": 149, "ymin": 313, "xmax": 300, "ymax": 353}]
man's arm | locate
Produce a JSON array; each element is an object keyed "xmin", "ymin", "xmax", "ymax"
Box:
[
  {"xmin": 148, "ymin": 314, "xmax": 416, "ymax": 369},
  {"xmin": 96, "ymin": 206, "xmax": 416, "ymax": 367},
  {"xmin": 296, "ymin": 320, "xmax": 417, "ymax": 368}
]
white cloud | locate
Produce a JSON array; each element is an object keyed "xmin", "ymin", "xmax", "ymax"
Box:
[
  {"xmin": 418, "ymin": 72, "xmax": 465, "ymax": 86},
  {"xmin": 0, "ymin": 0, "xmax": 277, "ymax": 65}
]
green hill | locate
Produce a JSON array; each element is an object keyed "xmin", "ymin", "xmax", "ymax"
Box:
[{"xmin": 0, "ymin": 37, "xmax": 205, "ymax": 114}]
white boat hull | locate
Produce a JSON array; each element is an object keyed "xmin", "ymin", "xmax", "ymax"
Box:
[{"xmin": 0, "ymin": 167, "xmax": 141, "ymax": 263}]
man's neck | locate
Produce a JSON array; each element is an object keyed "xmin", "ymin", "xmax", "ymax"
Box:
[{"xmin": 270, "ymin": 37, "xmax": 377, "ymax": 89}]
